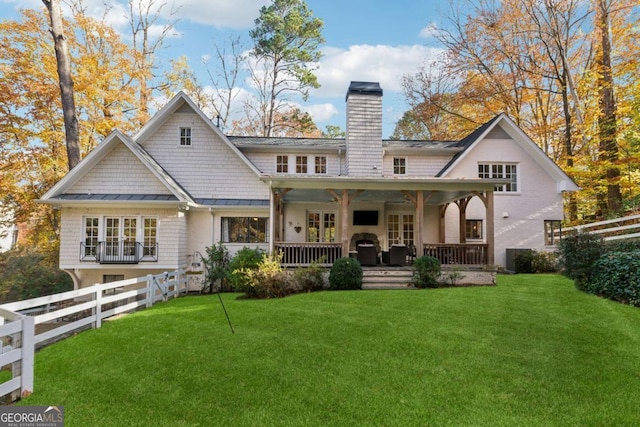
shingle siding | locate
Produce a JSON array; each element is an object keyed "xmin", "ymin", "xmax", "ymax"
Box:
[
  {"xmin": 140, "ymin": 113, "xmax": 269, "ymax": 199},
  {"xmin": 346, "ymin": 94, "xmax": 383, "ymax": 177},
  {"xmin": 69, "ymin": 144, "xmax": 171, "ymax": 195}
]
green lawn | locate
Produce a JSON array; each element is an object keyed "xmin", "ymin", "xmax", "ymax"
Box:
[{"xmin": 19, "ymin": 275, "xmax": 640, "ymax": 426}]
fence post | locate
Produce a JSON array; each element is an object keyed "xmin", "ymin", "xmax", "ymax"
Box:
[
  {"xmin": 95, "ymin": 284, "xmax": 102, "ymax": 329},
  {"xmin": 20, "ymin": 315, "xmax": 34, "ymax": 398},
  {"xmin": 146, "ymin": 275, "xmax": 154, "ymax": 308}
]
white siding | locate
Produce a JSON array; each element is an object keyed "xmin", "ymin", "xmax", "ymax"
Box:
[
  {"xmin": 69, "ymin": 144, "xmax": 170, "ymax": 195},
  {"xmin": 383, "ymin": 154, "xmax": 451, "ymax": 177},
  {"xmin": 140, "ymin": 113, "xmax": 269, "ymax": 199},
  {"xmin": 443, "ymin": 131, "xmax": 565, "ymax": 265}
]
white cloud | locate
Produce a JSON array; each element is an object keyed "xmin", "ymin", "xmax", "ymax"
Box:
[
  {"xmin": 419, "ymin": 23, "xmax": 439, "ymax": 39},
  {"xmin": 312, "ymin": 44, "xmax": 444, "ymax": 99},
  {"xmin": 173, "ymin": 0, "xmax": 270, "ymax": 28},
  {"xmin": 303, "ymin": 103, "xmax": 339, "ymax": 123}
]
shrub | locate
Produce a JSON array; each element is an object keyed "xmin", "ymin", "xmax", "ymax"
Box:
[
  {"xmin": 227, "ymin": 247, "xmax": 264, "ymax": 291},
  {"xmin": 0, "ymin": 253, "xmax": 73, "ymax": 303},
  {"xmin": 588, "ymin": 251, "xmax": 640, "ymax": 306},
  {"xmin": 291, "ymin": 259, "xmax": 326, "ymax": 293},
  {"xmin": 236, "ymin": 252, "xmax": 290, "ymax": 299},
  {"xmin": 413, "ymin": 256, "xmax": 441, "ymax": 288},
  {"xmin": 203, "ymin": 242, "xmax": 230, "ymax": 293},
  {"xmin": 328, "ymin": 257, "xmax": 362, "ymax": 290},
  {"xmin": 514, "ymin": 250, "xmax": 534, "ymax": 274},
  {"xmin": 531, "ymin": 251, "xmax": 558, "ymax": 273},
  {"xmin": 556, "ymin": 232, "xmax": 604, "ymax": 288}
]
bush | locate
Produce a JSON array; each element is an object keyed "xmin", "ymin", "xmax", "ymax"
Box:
[
  {"xmin": 227, "ymin": 247, "xmax": 265, "ymax": 292},
  {"xmin": 236, "ymin": 252, "xmax": 291, "ymax": 299},
  {"xmin": 514, "ymin": 250, "xmax": 534, "ymax": 274},
  {"xmin": 203, "ymin": 242, "xmax": 230, "ymax": 293},
  {"xmin": 0, "ymin": 252, "xmax": 73, "ymax": 303},
  {"xmin": 413, "ymin": 256, "xmax": 441, "ymax": 288},
  {"xmin": 587, "ymin": 251, "xmax": 640, "ymax": 306},
  {"xmin": 556, "ymin": 232, "xmax": 604, "ymax": 288},
  {"xmin": 531, "ymin": 251, "xmax": 558, "ymax": 273},
  {"xmin": 291, "ymin": 259, "xmax": 326, "ymax": 293},
  {"xmin": 328, "ymin": 257, "xmax": 362, "ymax": 290}
]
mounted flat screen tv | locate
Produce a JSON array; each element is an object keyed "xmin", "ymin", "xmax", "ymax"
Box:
[{"xmin": 353, "ymin": 210, "xmax": 379, "ymax": 226}]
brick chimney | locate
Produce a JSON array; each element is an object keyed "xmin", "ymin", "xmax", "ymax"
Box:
[{"xmin": 345, "ymin": 81, "xmax": 383, "ymax": 177}]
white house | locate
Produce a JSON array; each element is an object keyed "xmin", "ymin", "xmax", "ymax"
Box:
[{"xmin": 40, "ymin": 81, "xmax": 578, "ymax": 289}]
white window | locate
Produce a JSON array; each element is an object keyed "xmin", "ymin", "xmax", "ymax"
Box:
[
  {"xmin": 179, "ymin": 127, "xmax": 192, "ymax": 146},
  {"xmin": 478, "ymin": 163, "xmax": 518, "ymax": 192},
  {"xmin": 387, "ymin": 214, "xmax": 414, "ymax": 246},
  {"xmin": 276, "ymin": 155, "xmax": 288, "ymax": 173},
  {"xmin": 83, "ymin": 217, "xmax": 99, "ymax": 257},
  {"xmin": 221, "ymin": 217, "xmax": 269, "ymax": 243},
  {"xmin": 296, "ymin": 156, "xmax": 308, "ymax": 174},
  {"xmin": 393, "ymin": 157, "xmax": 406, "ymax": 175},
  {"xmin": 307, "ymin": 211, "xmax": 336, "ymax": 242},
  {"xmin": 81, "ymin": 216, "xmax": 157, "ymax": 262},
  {"xmin": 466, "ymin": 219, "xmax": 483, "ymax": 240},
  {"xmin": 315, "ymin": 156, "xmax": 327, "ymax": 174}
]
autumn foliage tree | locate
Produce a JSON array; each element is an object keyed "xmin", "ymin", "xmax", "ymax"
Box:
[{"xmin": 399, "ymin": 0, "xmax": 640, "ymax": 221}]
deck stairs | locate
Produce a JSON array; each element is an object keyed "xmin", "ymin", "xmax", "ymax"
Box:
[{"xmin": 361, "ymin": 267, "xmax": 415, "ymax": 290}]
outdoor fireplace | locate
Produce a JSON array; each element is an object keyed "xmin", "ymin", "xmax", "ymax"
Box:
[{"xmin": 350, "ymin": 233, "xmax": 381, "ymax": 253}]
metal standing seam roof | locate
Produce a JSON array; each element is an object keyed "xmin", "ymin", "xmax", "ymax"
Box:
[
  {"xmin": 195, "ymin": 198, "xmax": 269, "ymax": 206},
  {"xmin": 54, "ymin": 194, "xmax": 180, "ymax": 201}
]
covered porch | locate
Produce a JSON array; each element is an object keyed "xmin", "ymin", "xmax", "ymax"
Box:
[{"xmin": 264, "ymin": 176, "xmax": 509, "ymax": 268}]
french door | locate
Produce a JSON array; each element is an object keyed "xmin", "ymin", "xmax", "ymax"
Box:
[{"xmin": 104, "ymin": 217, "xmax": 137, "ymax": 262}]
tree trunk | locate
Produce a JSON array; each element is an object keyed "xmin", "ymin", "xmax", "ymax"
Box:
[
  {"xmin": 596, "ymin": 0, "xmax": 622, "ymax": 216},
  {"xmin": 43, "ymin": 0, "xmax": 81, "ymax": 170}
]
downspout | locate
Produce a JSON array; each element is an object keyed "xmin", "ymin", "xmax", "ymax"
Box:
[{"xmin": 269, "ymin": 182, "xmax": 275, "ymax": 254}]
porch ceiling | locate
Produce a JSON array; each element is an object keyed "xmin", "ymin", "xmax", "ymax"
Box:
[{"xmin": 263, "ymin": 176, "xmax": 509, "ymax": 205}]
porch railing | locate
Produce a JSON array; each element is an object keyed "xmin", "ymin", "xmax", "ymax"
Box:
[
  {"xmin": 275, "ymin": 242, "xmax": 342, "ymax": 267},
  {"xmin": 80, "ymin": 242, "xmax": 159, "ymax": 264},
  {"xmin": 423, "ymin": 243, "xmax": 488, "ymax": 265}
]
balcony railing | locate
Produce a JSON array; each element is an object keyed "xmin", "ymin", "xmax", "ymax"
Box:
[
  {"xmin": 80, "ymin": 241, "xmax": 159, "ymax": 264},
  {"xmin": 275, "ymin": 242, "xmax": 342, "ymax": 267},
  {"xmin": 422, "ymin": 243, "xmax": 488, "ymax": 265}
]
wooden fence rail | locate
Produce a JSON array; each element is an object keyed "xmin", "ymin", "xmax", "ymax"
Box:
[{"xmin": 0, "ymin": 270, "xmax": 187, "ymax": 403}]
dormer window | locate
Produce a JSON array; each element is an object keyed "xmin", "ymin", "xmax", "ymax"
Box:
[
  {"xmin": 393, "ymin": 157, "xmax": 406, "ymax": 175},
  {"xmin": 179, "ymin": 127, "xmax": 192, "ymax": 146},
  {"xmin": 276, "ymin": 155, "xmax": 288, "ymax": 173},
  {"xmin": 296, "ymin": 156, "xmax": 308, "ymax": 173},
  {"xmin": 315, "ymin": 156, "xmax": 327, "ymax": 174}
]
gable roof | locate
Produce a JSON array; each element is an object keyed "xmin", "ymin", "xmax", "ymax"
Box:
[
  {"xmin": 436, "ymin": 114, "xmax": 579, "ymax": 192},
  {"xmin": 134, "ymin": 92, "xmax": 263, "ymax": 177},
  {"xmin": 40, "ymin": 130, "xmax": 195, "ymax": 205}
]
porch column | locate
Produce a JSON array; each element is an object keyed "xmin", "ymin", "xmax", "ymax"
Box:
[
  {"xmin": 439, "ymin": 204, "xmax": 448, "ymax": 243},
  {"xmin": 269, "ymin": 188, "xmax": 276, "ymax": 253},
  {"xmin": 457, "ymin": 197, "xmax": 472, "ymax": 244},
  {"xmin": 415, "ymin": 191, "xmax": 424, "ymax": 257},
  {"xmin": 486, "ymin": 190, "xmax": 495, "ymax": 265},
  {"xmin": 340, "ymin": 189, "xmax": 350, "ymax": 257}
]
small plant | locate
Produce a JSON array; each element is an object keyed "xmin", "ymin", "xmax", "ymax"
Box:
[
  {"xmin": 291, "ymin": 258, "xmax": 326, "ymax": 292},
  {"xmin": 236, "ymin": 251, "xmax": 290, "ymax": 299},
  {"xmin": 531, "ymin": 251, "xmax": 558, "ymax": 273},
  {"xmin": 203, "ymin": 242, "xmax": 230, "ymax": 293},
  {"xmin": 413, "ymin": 256, "xmax": 441, "ymax": 288},
  {"xmin": 328, "ymin": 257, "xmax": 363, "ymax": 290},
  {"xmin": 227, "ymin": 247, "xmax": 265, "ymax": 292},
  {"xmin": 441, "ymin": 267, "xmax": 466, "ymax": 286}
]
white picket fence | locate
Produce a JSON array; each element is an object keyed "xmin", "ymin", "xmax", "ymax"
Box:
[
  {"xmin": 0, "ymin": 270, "xmax": 187, "ymax": 402},
  {"xmin": 563, "ymin": 213, "xmax": 640, "ymax": 241}
]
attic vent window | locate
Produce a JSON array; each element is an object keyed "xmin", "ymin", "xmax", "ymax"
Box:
[
  {"xmin": 179, "ymin": 127, "xmax": 192, "ymax": 146},
  {"xmin": 393, "ymin": 157, "xmax": 406, "ymax": 175}
]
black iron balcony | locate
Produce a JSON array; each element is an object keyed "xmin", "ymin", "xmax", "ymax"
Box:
[{"xmin": 80, "ymin": 241, "xmax": 159, "ymax": 264}]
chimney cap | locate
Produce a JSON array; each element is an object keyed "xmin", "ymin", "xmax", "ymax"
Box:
[{"xmin": 347, "ymin": 81, "xmax": 383, "ymax": 99}]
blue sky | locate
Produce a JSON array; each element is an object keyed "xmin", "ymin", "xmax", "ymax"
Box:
[{"xmin": 0, "ymin": 0, "xmax": 450, "ymax": 137}]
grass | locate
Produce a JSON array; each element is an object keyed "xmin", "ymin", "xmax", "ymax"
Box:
[{"xmin": 18, "ymin": 274, "xmax": 640, "ymax": 426}]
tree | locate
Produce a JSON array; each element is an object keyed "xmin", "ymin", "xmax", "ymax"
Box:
[
  {"xmin": 42, "ymin": 0, "xmax": 81, "ymax": 170},
  {"xmin": 249, "ymin": 0, "xmax": 324, "ymax": 137}
]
